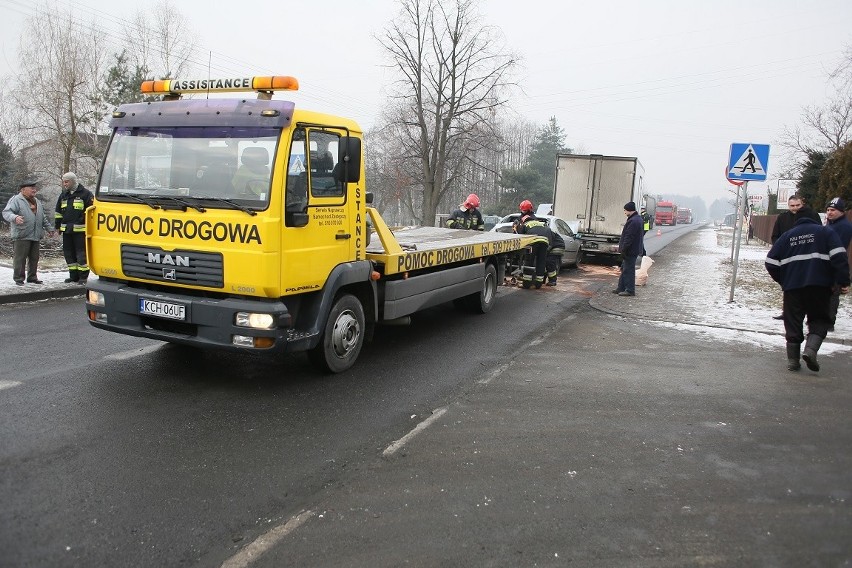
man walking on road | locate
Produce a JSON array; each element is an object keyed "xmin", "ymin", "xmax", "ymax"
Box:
[
  {"xmin": 613, "ymin": 201, "xmax": 643, "ymax": 297},
  {"xmin": 765, "ymin": 214, "xmax": 850, "ymax": 372},
  {"xmin": 769, "ymin": 194, "xmax": 821, "ymax": 319}
]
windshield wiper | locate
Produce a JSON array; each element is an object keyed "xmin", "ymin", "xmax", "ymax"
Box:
[
  {"xmin": 196, "ymin": 196, "xmax": 258, "ymax": 216},
  {"xmin": 155, "ymin": 195, "xmax": 207, "ymax": 213},
  {"xmin": 107, "ymin": 192, "xmax": 161, "ymax": 210}
]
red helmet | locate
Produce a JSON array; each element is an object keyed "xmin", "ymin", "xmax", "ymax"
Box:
[
  {"xmin": 464, "ymin": 193, "xmax": 480, "ymax": 208},
  {"xmin": 519, "ymin": 199, "xmax": 534, "ymax": 213}
]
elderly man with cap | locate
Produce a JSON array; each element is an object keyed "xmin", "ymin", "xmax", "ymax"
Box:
[
  {"xmin": 54, "ymin": 172, "xmax": 94, "ymax": 283},
  {"xmin": 825, "ymin": 197, "xmax": 851, "ymax": 331},
  {"xmin": 613, "ymin": 201, "xmax": 644, "ymax": 297},
  {"xmin": 2, "ymin": 180, "xmax": 56, "ymax": 285}
]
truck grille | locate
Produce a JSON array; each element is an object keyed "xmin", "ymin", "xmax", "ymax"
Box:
[{"xmin": 121, "ymin": 245, "xmax": 224, "ymax": 288}]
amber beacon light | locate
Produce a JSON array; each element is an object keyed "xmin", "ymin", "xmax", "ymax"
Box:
[{"xmin": 140, "ymin": 76, "xmax": 300, "ymax": 95}]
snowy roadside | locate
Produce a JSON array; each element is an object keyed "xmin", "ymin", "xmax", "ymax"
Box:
[
  {"xmin": 693, "ymin": 227, "xmax": 850, "ymax": 338},
  {"xmin": 631, "ymin": 227, "xmax": 851, "ymax": 356}
]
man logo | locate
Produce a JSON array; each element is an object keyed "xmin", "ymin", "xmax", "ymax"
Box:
[
  {"xmin": 163, "ymin": 268, "xmax": 176, "ymax": 280},
  {"xmin": 148, "ymin": 253, "xmax": 190, "ymax": 266}
]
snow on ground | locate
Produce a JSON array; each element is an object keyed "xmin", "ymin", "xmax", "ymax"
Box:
[
  {"xmin": 638, "ymin": 227, "xmax": 851, "ymax": 351},
  {"xmin": 0, "ymin": 264, "xmax": 81, "ymax": 292}
]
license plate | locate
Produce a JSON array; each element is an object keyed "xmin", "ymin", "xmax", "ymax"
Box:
[
  {"xmin": 139, "ymin": 298, "xmax": 186, "ymax": 320},
  {"xmin": 584, "ymin": 241, "xmax": 598, "ymax": 249}
]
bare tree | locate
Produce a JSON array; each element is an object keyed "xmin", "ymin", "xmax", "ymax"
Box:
[
  {"xmin": 123, "ymin": 1, "xmax": 197, "ymax": 79},
  {"xmin": 778, "ymin": 46, "xmax": 852, "ymax": 175},
  {"xmin": 378, "ymin": 0, "xmax": 518, "ymax": 224},
  {"xmin": 10, "ymin": 6, "xmax": 106, "ymax": 183}
]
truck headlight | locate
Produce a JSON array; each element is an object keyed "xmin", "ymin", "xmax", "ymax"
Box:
[
  {"xmin": 235, "ymin": 312, "xmax": 275, "ymax": 329},
  {"xmin": 87, "ymin": 290, "xmax": 105, "ymax": 306}
]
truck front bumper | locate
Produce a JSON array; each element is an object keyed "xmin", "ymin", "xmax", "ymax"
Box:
[{"xmin": 84, "ymin": 279, "xmax": 313, "ymax": 352}]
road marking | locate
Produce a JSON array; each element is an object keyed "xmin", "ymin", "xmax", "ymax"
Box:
[
  {"xmin": 383, "ymin": 407, "xmax": 448, "ymax": 457},
  {"xmin": 0, "ymin": 380, "xmax": 21, "ymax": 391},
  {"xmin": 104, "ymin": 344, "xmax": 163, "ymax": 361},
  {"xmin": 478, "ymin": 362, "xmax": 511, "ymax": 385},
  {"xmin": 220, "ymin": 510, "xmax": 316, "ymax": 568}
]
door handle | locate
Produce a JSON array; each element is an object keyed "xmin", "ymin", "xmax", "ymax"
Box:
[{"xmin": 335, "ymin": 233, "xmax": 351, "ymax": 240}]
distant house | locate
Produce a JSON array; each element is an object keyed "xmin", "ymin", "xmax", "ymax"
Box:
[{"xmin": 20, "ymin": 133, "xmax": 107, "ymax": 214}]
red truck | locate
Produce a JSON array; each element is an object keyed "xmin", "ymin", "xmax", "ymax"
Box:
[
  {"xmin": 676, "ymin": 207, "xmax": 693, "ymax": 224},
  {"xmin": 655, "ymin": 200, "xmax": 677, "ymax": 226}
]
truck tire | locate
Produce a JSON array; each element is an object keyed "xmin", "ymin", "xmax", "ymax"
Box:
[
  {"xmin": 308, "ymin": 294, "xmax": 365, "ymax": 373},
  {"xmin": 461, "ymin": 263, "xmax": 497, "ymax": 313}
]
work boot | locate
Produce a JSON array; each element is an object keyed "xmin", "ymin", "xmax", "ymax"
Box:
[
  {"xmin": 785, "ymin": 342, "xmax": 801, "ymax": 371},
  {"xmin": 802, "ymin": 334, "xmax": 823, "ymax": 372}
]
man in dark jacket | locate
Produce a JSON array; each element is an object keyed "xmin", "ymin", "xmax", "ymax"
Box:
[
  {"xmin": 614, "ymin": 201, "xmax": 644, "ymax": 297},
  {"xmin": 765, "ymin": 216, "xmax": 850, "ymax": 372},
  {"xmin": 825, "ymin": 197, "xmax": 852, "ymax": 331},
  {"xmin": 770, "ymin": 194, "xmax": 820, "ymax": 244},
  {"xmin": 769, "ymin": 194, "xmax": 822, "ymax": 319},
  {"xmin": 55, "ymin": 172, "xmax": 94, "ymax": 283}
]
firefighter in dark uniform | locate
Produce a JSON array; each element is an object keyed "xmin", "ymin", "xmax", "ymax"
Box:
[
  {"xmin": 445, "ymin": 193, "xmax": 485, "ymax": 230},
  {"xmin": 55, "ymin": 172, "xmax": 94, "ymax": 283},
  {"xmin": 546, "ymin": 230, "xmax": 565, "ymax": 286},
  {"xmin": 513, "ymin": 200, "xmax": 552, "ymax": 289}
]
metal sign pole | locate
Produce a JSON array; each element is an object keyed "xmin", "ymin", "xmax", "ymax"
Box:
[
  {"xmin": 730, "ymin": 183, "xmax": 740, "ymax": 261},
  {"xmin": 728, "ymin": 181, "xmax": 749, "ymax": 302}
]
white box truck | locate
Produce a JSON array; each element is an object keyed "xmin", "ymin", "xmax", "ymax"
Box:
[{"xmin": 551, "ymin": 154, "xmax": 646, "ymax": 262}]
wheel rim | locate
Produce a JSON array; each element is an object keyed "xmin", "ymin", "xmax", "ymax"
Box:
[
  {"xmin": 331, "ymin": 310, "xmax": 361, "ymax": 358},
  {"xmin": 483, "ymin": 271, "xmax": 495, "ymax": 304}
]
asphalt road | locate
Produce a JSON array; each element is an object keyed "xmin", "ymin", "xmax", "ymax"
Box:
[{"xmin": 0, "ymin": 271, "xmax": 595, "ymax": 568}]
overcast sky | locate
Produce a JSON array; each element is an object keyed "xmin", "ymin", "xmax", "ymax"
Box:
[{"xmin": 1, "ymin": 0, "xmax": 850, "ymax": 207}]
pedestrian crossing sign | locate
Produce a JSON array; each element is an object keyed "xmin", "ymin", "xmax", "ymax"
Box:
[{"xmin": 727, "ymin": 143, "xmax": 770, "ymax": 181}]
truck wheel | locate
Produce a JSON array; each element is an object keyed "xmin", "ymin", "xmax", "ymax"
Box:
[
  {"xmin": 459, "ymin": 263, "xmax": 498, "ymax": 313},
  {"xmin": 308, "ymin": 294, "xmax": 365, "ymax": 373}
]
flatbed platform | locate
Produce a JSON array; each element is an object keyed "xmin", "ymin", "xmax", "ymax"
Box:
[{"xmin": 365, "ymin": 225, "xmax": 533, "ymax": 275}]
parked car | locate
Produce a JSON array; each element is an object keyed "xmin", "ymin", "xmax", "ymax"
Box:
[{"xmin": 490, "ymin": 213, "xmax": 583, "ymax": 268}]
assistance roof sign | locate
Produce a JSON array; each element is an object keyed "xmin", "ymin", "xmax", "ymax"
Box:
[{"xmin": 727, "ymin": 143, "xmax": 770, "ymax": 181}]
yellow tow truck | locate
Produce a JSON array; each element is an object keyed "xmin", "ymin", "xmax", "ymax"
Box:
[{"xmin": 85, "ymin": 76, "xmax": 534, "ymax": 372}]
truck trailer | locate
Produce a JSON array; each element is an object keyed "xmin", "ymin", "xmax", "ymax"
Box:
[
  {"xmin": 550, "ymin": 154, "xmax": 646, "ymax": 262},
  {"xmin": 84, "ymin": 75, "xmax": 536, "ymax": 373}
]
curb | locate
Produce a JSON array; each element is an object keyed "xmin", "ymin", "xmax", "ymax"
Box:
[{"xmin": 0, "ymin": 286, "xmax": 86, "ymax": 305}]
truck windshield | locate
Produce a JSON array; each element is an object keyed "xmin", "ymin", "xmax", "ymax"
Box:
[
  {"xmin": 98, "ymin": 126, "xmax": 280, "ymax": 210},
  {"xmin": 658, "ymin": 206, "xmax": 673, "ymax": 212}
]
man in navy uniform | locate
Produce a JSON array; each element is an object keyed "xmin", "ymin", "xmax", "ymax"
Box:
[{"xmin": 765, "ymin": 210, "xmax": 850, "ymax": 372}]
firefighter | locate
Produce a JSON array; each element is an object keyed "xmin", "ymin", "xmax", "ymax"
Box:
[
  {"xmin": 55, "ymin": 172, "xmax": 94, "ymax": 283},
  {"xmin": 640, "ymin": 206, "xmax": 651, "ymax": 257},
  {"xmin": 547, "ymin": 230, "xmax": 565, "ymax": 286},
  {"xmin": 513, "ymin": 200, "xmax": 551, "ymax": 289},
  {"xmin": 446, "ymin": 193, "xmax": 485, "ymax": 230}
]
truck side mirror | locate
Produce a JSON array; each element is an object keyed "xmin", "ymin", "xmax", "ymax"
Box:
[{"xmin": 337, "ymin": 137, "xmax": 362, "ymax": 183}]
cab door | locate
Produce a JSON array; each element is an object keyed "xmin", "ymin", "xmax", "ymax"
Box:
[{"xmin": 280, "ymin": 126, "xmax": 354, "ymax": 294}]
